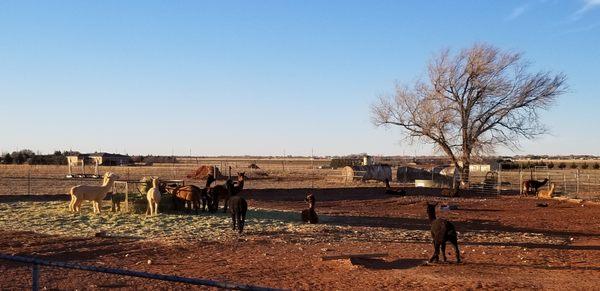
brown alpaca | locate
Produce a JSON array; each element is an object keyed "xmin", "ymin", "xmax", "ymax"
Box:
[
  {"xmin": 165, "ymin": 184, "xmax": 202, "ymax": 213},
  {"xmin": 522, "ymin": 178, "xmax": 549, "ymax": 196},
  {"xmin": 537, "ymin": 183, "xmax": 555, "ymax": 199}
]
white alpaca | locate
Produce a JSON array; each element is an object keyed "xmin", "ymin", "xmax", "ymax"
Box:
[
  {"xmin": 146, "ymin": 178, "xmax": 161, "ymax": 216},
  {"xmin": 69, "ymin": 172, "xmax": 119, "ymax": 213}
]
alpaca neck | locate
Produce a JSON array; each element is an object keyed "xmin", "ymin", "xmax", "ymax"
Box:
[
  {"xmin": 427, "ymin": 208, "xmax": 437, "ymax": 222},
  {"xmin": 101, "ymin": 178, "xmax": 115, "ymax": 191}
]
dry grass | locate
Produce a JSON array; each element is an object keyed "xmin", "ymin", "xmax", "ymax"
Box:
[
  {"xmin": 0, "ymin": 200, "xmax": 565, "ymax": 247},
  {"xmin": 0, "ymin": 163, "xmax": 377, "ymax": 195}
]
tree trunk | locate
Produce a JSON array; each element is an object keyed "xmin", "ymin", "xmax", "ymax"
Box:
[{"xmin": 460, "ymin": 160, "xmax": 470, "ymax": 189}]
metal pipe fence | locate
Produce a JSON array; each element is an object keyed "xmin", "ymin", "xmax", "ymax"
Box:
[
  {"xmin": 458, "ymin": 169, "xmax": 600, "ymax": 199},
  {"xmin": 0, "ymin": 253, "xmax": 282, "ymax": 291}
]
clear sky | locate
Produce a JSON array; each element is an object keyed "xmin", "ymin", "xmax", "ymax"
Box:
[{"xmin": 0, "ymin": 0, "xmax": 598, "ymax": 156}]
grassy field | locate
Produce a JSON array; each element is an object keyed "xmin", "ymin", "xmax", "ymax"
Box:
[{"xmin": 0, "ymin": 199, "xmax": 565, "ymax": 247}]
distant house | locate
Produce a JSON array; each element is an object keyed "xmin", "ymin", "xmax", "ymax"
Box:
[
  {"xmin": 66, "ymin": 153, "xmax": 132, "ymax": 178},
  {"xmin": 89, "ymin": 153, "xmax": 133, "ymax": 166},
  {"xmin": 66, "ymin": 153, "xmax": 132, "ymax": 168}
]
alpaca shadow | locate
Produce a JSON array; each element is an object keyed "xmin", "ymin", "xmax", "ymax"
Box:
[
  {"xmin": 349, "ymin": 257, "xmax": 426, "ymax": 270},
  {"xmin": 462, "ymin": 241, "xmax": 600, "ymax": 251},
  {"xmin": 243, "ymin": 187, "xmax": 395, "ymax": 202},
  {"xmin": 455, "ymin": 208, "xmax": 503, "ymax": 212}
]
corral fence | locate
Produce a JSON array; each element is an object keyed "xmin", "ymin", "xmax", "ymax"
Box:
[
  {"xmin": 0, "ymin": 253, "xmax": 281, "ymax": 291},
  {"xmin": 417, "ymin": 168, "xmax": 600, "ymax": 200}
]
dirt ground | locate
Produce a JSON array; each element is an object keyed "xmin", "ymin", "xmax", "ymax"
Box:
[{"xmin": 1, "ymin": 184, "xmax": 599, "ymax": 290}]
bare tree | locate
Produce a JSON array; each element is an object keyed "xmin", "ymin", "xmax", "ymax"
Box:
[{"xmin": 372, "ymin": 43, "xmax": 567, "ymax": 188}]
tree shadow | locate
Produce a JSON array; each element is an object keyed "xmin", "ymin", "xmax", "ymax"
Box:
[
  {"xmin": 466, "ymin": 261, "xmax": 600, "ymax": 271},
  {"xmin": 321, "ymin": 214, "xmax": 600, "ymax": 240},
  {"xmin": 348, "ymin": 257, "xmax": 426, "ymax": 270}
]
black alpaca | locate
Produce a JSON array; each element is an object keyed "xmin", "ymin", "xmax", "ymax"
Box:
[
  {"xmin": 522, "ymin": 178, "xmax": 549, "ymax": 196},
  {"xmin": 226, "ymin": 179, "xmax": 247, "ymax": 233},
  {"xmin": 427, "ymin": 202, "xmax": 461, "ymax": 263},
  {"xmin": 203, "ymin": 174, "xmax": 217, "ymax": 212},
  {"xmin": 301, "ymin": 193, "xmax": 319, "ymax": 224}
]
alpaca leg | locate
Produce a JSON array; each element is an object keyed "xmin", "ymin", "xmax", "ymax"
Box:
[
  {"xmin": 69, "ymin": 196, "xmax": 75, "ymax": 212},
  {"xmin": 238, "ymin": 213, "xmax": 245, "ymax": 234},
  {"xmin": 429, "ymin": 242, "xmax": 440, "ymax": 263},
  {"xmin": 231, "ymin": 213, "xmax": 237, "ymax": 231},
  {"xmin": 223, "ymin": 198, "xmax": 228, "ymax": 213},
  {"xmin": 96, "ymin": 200, "xmax": 102, "ymax": 213},
  {"xmin": 441, "ymin": 241, "xmax": 448, "ymax": 262},
  {"xmin": 71, "ymin": 198, "xmax": 77, "ymax": 212},
  {"xmin": 154, "ymin": 202, "xmax": 159, "ymax": 215},
  {"xmin": 73, "ymin": 197, "xmax": 80, "ymax": 212},
  {"xmin": 450, "ymin": 237, "xmax": 461, "ymax": 263},
  {"xmin": 147, "ymin": 200, "xmax": 152, "ymax": 216}
]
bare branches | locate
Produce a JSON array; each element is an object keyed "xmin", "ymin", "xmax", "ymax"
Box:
[{"xmin": 371, "ymin": 43, "xmax": 567, "ymax": 185}]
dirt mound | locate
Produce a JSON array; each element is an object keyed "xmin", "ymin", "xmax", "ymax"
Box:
[{"xmin": 186, "ymin": 165, "xmax": 223, "ymax": 180}]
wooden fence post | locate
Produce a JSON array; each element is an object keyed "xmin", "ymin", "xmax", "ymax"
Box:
[
  {"xmin": 563, "ymin": 173, "xmax": 567, "ymax": 194},
  {"xmin": 576, "ymin": 169, "xmax": 580, "ymax": 195},
  {"xmin": 519, "ymin": 170, "xmax": 523, "ymax": 195},
  {"xmin": 28, "ymin": 169, "xmax": 31, "ymax": 195}
]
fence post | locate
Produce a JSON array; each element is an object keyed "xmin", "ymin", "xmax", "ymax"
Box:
[
  {"xmin": 587, "ymin": 174, "xmax": 590, "ymax": 193},
  {"xmin": 519, "ymin": 170, "xmax": 523, "ymax": 195},
  {"xmin": 28, "ymin": 169, "xmax": 31, "ymax": 195},
  {"xmin": 497, "ymin": 167, "xmax": 502, "ymax": 195},
  {"xmin": 563, "ymin": 173, "xmax": 567, "ymax": 194},
  {"xmin": 576, "ymin": 170, "xmax": 580, "ymax": 195},
  {"xmin": 32, "ymin": 263, "xmax": 39, "ymax": 291},
  {"xmin": 125, "ymin": 182, "xmax": 129, "ymax": 213}
]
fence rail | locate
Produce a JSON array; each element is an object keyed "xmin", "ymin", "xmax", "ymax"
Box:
[{"xmin": 0, "ymin": 253, "xmax": 282, "ymax": 291}]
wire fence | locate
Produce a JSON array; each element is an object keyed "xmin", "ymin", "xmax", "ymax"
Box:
[
  {"xmin": 2, "ymin": 165, "xmax": 600, "ymax": 201},
  {"xmin": 450, "ymin": 169, "xmax": 600, "ymax": 199},
  {"xmin": 0, "ymin": 253, "xmax": 282, "ymax": 291}
]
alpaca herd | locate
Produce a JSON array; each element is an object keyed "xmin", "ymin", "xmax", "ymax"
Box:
[
  {"xmin": 67, "ymin": 171, "xmax": 251, "ymax": 233},
  {"xmin": 65, "ymin": 171, "xmax": 564, "ymax": 264}
]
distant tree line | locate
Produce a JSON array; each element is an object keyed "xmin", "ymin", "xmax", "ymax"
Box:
[
  {"xmin": 0, "ymin": 150, "xmax": 80, "ymax": 165},
  {"xmin": 130, "ymin": 155, "xmax": 177, "ymax": 165},
  {"xmin": 500, "ymin": 161, "xmax": 600, "ymax": 170},
  {"xmin": 0, "ymin": 151, "xmax": 181, "ymax": 166}
]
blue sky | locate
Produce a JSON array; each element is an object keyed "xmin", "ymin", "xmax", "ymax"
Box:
[{"xmin": 0, "ymin": 0, "xmax": 598, "ymax": 156}]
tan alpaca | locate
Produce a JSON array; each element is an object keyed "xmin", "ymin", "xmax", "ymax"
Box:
[
  {"xmin": 69, "ymin": 172, "xmax": 119, "ymax": 213},
  {"xmin": 537, "ymin": 183, "xmax": 555, "ymax": 199},
  {"xmin": 146, "ymin": 178, "xmax": 161, "ymax": 216}
]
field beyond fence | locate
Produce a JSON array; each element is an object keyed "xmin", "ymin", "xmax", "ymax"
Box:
[{"xmin": 1, "ymin": 162, "xmax": 600, "ymax": 201}]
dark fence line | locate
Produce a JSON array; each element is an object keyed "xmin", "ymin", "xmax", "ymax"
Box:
[
  {"xmin": 0, "ymin": 176, "xmax": 101, "ymax": 181},
  {"xmin": 0, "ymin": 253, "xmax": 283, "ymax": 291}
]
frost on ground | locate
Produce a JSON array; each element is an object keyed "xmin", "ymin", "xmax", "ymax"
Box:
[{"xmin": 0, "ymin": 202, "xmax": 565, "ymax": 246}]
